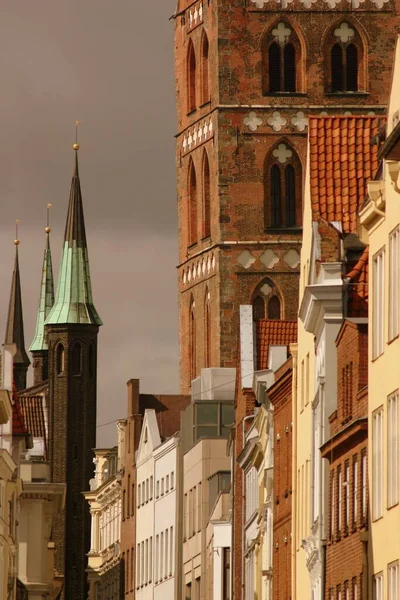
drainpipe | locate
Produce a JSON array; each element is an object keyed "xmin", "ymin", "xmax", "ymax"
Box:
[
  {"xmin": 290, "ymin": 344, "xmax": 298, "ymax": 600},
  {"xmin": 321, "ymin": 540, "xmax": 327, "ymax": 600}
]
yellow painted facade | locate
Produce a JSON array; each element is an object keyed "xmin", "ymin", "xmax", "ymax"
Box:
[{"xmin": 360, "ymin": 35, "xmax": 400, "ymax": 598}]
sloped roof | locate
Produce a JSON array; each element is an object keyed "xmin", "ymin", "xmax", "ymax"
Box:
[
  {"xmin": 256, "ymin": 320, "xmax": 298, "ymax": 371},
  {"xmin": 12, "ymin": 383, "xmax": 28, "ymax": 436},
  {"xmin": 19, "ymin": 395, "xmax": 46, "ymax": 439},
  {"xmin": 309, "ymin": 116, "xmax": 381, "ymax": 234},
  {"xmin": 346, "ymin": 247, "xmax": 369, "ymax": 318},
  {"xmin": 139, "ymin": 394, "xmax": 190, "ymax": 440}
]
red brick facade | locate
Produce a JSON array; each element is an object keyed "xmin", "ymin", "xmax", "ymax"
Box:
[
  {"xmin": 269, "ymin": 359, "xmax": 293, "ymax": 600},
  {"xmin": 321, "ymin": 321, "xmax": 369, "ymax": 600}
]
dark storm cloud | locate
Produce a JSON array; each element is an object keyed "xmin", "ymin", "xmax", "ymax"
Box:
[{"xmin": 0, "ymin": 1, "xmax": 179, "ymax": 445}]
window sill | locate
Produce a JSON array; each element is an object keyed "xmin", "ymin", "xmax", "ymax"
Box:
[
  {"xmin": 371, "ymin": 351, "xmax": 384, "ymax": 363},
  {"xmin": 264, "ymin": 227, "xmax": 303, "ymax": 234},
  {"xmin": 187, "ymin": 108, "xmax": 197, "ymax": 117},
  {"xmin": 387, "ymin": 501, "xmax": 399, "ymax": 511},
  {"xmin": 201, "ymin": 235, "xmax": 212, "ymax": 243},
  {"xmin": 187, "ymin": 242, "xmax": 198, "ymax": 251},
  {"xmin": 263, "ymin": 92, "xmax": 307, "ymax": 98},
  {"xmin": 388, "ymin": 334, "xmax": 399, "ymax": 346},
  {"xmin": 325, "ymin": 91, "xmax": 369, "ymax": 98},
  {"xmin": 199, "ymin": 99, "xmax": 211, "ymax": 109}
]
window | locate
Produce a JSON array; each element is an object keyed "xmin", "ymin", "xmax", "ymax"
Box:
[
  {"xmin": 352, "ymin": 456, "xmax": 358, "ymax": 528},
  {"xmin": 388, "ymin": 392, "xmax": 399, "ymax": 508},
  {"xmin": 71, "ymin": 343, "xmax": 82, "ymax": 375},
  {"xmin": 373, "ymin": 249, "xmax": 385, "ymax": 358},
  {"xmin": 155, "ymin": 535, "xmax": 159, "ymax": 583},
  {"xmin": 388, "ymin": 562, "xmax": 399, "ymax": 600},
  {"xmin": 136, "ymin": 545, "xmax": 140, "ymax": 588},
  {"xmin": 327, "ymin": 22, "xmax": 364, "ymax": 93},
  {"xmin": 187, "ymin": 40, "xmax": 196, "ymax": 112},
  {"xmin": 171, "ymin": 472, "xmax": 175, "ymax": 490},
  {"xmin": 337, "ymin": 465, "xmax": 342, "ymax": 535},
  {"xmin": 204, "ymin": 290, "xmax": 211, "ymax": 369},
  {"xmin": 186, "ymin": 583, "xmax": 192, "ymax": 600},
  {"xmin": 253, "ymin": 296, "xmax": 265, "ymax": 321},
  {"xmin": 156, "ymin": 480, "xmax": 160, "ymax": 499},
  {"xmin": 200, "ymin": 32, "xmax": 209, "ymax": 104},
  {"xmin": 264, "ymin": 144, "xmax": 302, "ymax": 229},
  {"xmin": 56, "ymin": 344, "xmax": 65, "ymax": 375},
  {"xmin": 337, "ymin": 584, "xmax": 342, "ymax": 600},
  {"xmin": 352, "ymin": 578, "xmax": 357, "ymax": 600},
  {"xmin": 146, "ymin": 479, "xmax": 149, "ymax": 503},
  {"xmin": 372, "ymin": 407, "xmax": 384, "ymax": 520},
  {"xmin": 245, "ymin": 467, "xmax": 258, "ymax": 523},
  {"xmin": 150, "ymin": 476, "xmax": 153, "ymax": 500},
  {"xmin": 89, "ymin": 344, "xmax": 95, "ymax": 377},
  {"xmin": 195, "ymin": 577, "xmax": 201, "ymax": 600},
  {"xmin": 267, "ymin": 295, "xmax": 281, "ymax": 320},
  {"xmin": 389, "ymin": 228, "xmax": 400, "ymax": 341},
  {"xmin": 194, "ymin": 402, "xmax": 234, "ymax": 441},
  {"xmin": 312, "ymin": 404, "xmax": 320, "ymax": 522},
  {"xmin": 261, "ymin": 23, "xmax": 302, "ymax": 94},
  {"xmin": 344, "ymin": 461, "xmax": 350, "ymax": 532},
  {"xmin": 188, "ymin": 160, "xmax": 198, "ymax": 246},
  {"xmin": 197, "ymin": 482, "xmax": 202, "ymax": 531},
  {"xmin": 373, "ymin": 572, "xmax": 383, "ymax": 600},
  {"xmin": 170, "ymin": 526, "xmax": 173, "ymax": 575},
  {"xmin": 343, "ymin": 363, "xmax": 353, "ymax": 420},
  {"xmin": 127, "ymin": 475, "xmax": 130, "ymax": 518},
  {"xmin": 223, "ymin": 548, "xmax": 231, "ymax": 600},
  {"xmin": 161, "ymin": 478, "xmax": 164, "ymax": 496},
  {"xmin": 190, "ymin": 297, "xmax": 196, "ymax": 383},
  {"xmin": 361, "ymin": 450, "xmax": 367, "ymax": 524},
  {"xmin": 202, "ymin": 151, "xmax": 211, "ymax": 238},
  {"xmin": 330, "ymin": 471, "xmax": 335, "ymax": 541},
  {"xmin": 165, "ymin": 528, "xmax": 169, "ymax": 578},
  {"xmin": 252, "ymin": 278, "xmax": 282, "ymax": 322},
  {"xmin": 245, "ymin": 549, "xmax": 255, "ymax": 600},
  {"xmin": 149, "ymin": 537, "xmax": 153, "ymax": 583},
  {"xmin": 160, "ymin": 531, "xmax": 164, "ymax": 581},
  {"xmin": 145, "ymin": 539, "xmax": 148, "ymax": 584}
]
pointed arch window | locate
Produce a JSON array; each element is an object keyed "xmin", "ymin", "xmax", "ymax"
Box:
[
  {"xmin": 264, "ymin": 144, "xmax": 302, "ymax": 229},
  {"xmin": 204, "ymin": 290, "xmax": 211, "ymax": 368},
  {"xmin": 189, "ymin": 298, "xmax": 197, "ymax": 383},
  {"xmin": 201, "ymin": 33, "xmax": 210, "ymax": 105},
  {"xmin": 187, "ymin": 40, "xmax": 197, "ymax": 113},
  {"xmin": 71, "ymin": 344, "xmax": 82, "ymax": 376},
  {"xmin": 188, "ymin": 160, "xmax": 198, "ymax": 246},
  {"xmin": 89, "ymin": 344, "xmax": 95, "ymax": 378},
  {"xmin": 252, "ymin": 279, "xmax": 282, "ymax": 321},
  {"xmin": 56, "ymin": 344, "xmax": 65, "ymax": 375},
  {"xmin": 202, "ymin": 152, "xmax": 211, "ymax": 238},
  {"xmin": 327, "ymin": 23, "xmax": 364, "ymax": 93},
  {"xmin": 262, "ymin": 24, "xmax": 302, "ymax": 95}
]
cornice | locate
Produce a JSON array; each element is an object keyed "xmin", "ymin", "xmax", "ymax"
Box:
[
  {"xmin": 0, "ymin": 448, "xmax": 17, "ymax": 480},
  {"xmin": 299, "ymin": 263, "xmax": 343, "ymax": 335}
]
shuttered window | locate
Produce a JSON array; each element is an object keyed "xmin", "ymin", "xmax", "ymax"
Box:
[
  {"xmin": 268, "ymin": 43, "xmax": 281, "ymax": 92},
  {"xmin": 270, "ymin": 165, "xmax": 282, "ymax": 227},
  {"xmin": 283, "ymin": 43, "xmax": 296, "ymax": 92},
  {"xmin": 285, "ymin": 164, "xmax": 296, "ymax": 226}
]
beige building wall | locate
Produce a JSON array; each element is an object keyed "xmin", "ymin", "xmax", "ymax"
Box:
[{"xmin": 360, "ymin": 35, "xmax": 400, "ymax": 598}]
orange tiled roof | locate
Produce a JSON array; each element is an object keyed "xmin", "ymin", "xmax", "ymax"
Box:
[
  {"xmin": 19, "ymin": 395, "xmax": 47, "ymax": 439},
  {"xmin": 309, "ymin": 116, "xmax": 382, "ymax": 234},
  {"xmin": 12, "ymin": 382, "xmax": 28, "ymax": 436},
  {"xmin": 346, "ymin": 247, "xmax": 369, "ymax": 318},
  {"xmin": 256, "ymin": 320, "xmax": 298, "ymax": 371}
]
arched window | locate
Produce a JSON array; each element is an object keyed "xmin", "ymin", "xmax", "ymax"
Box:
[
  {"xmin": 89, "ymin": 345, "xmax": 95, "ymax": 378},
  {"xmin": 268, "ymin": 296, "xmax": 281, "ymax": 320},
  {"xmin": 204, "ymin": 290, "xmax": 211, "ymax": 368},
  {"xmin": 326, "ymin": 23, "xmax": 364, "ymax": 93},
  {"xmin": 56, "ymin": 344, "xmax": 65, "ymax": 375},
  {"xmin": 201, "ymin": 33, "xmax": 210, "ymax": 105},
  {"xmin": 264, "ymin": 143, "xmax": 302, "ymax": 229},
  {"xmin": 262, "ymin": 23, "xmax": 303, "ymax": 95},
  {"xmin": 189, "ymin": 298, "xmax": 196, "ymax": 383},
  {"xmin": 252, "ymin": 279, "xmax": 282, "ymax": 321},
  {"xmin": 202, "ymin": 152, "xmax": 211, "ymax": 238},
  {"xmin": 71, "ymin": 344, "xmax": 82, "ymax": 376},
  {"xmin": 188, "ymin": 160, "xmax": 198, "ymax": 246},
  {"xmin": 187, "ymin": 40, "xmax": 197, "ymax": 113}
]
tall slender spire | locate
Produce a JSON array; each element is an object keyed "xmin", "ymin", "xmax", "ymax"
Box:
[
  {"xmin": 45, "ymin": 143, "xmax": 102, "ymax": 326},
  {"xmin": 5, "ymin": 229, "xmax": 30, "ymax": 390},
  {"xmin": 30, "ymin": 207, "xmax": 55, "ymax": 351}
]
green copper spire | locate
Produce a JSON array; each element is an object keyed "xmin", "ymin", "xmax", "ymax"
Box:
[
  {"xmin": 30, "ymin": 224, "xmax": 55, "ymax": 351},
  {"xmin": 45, "ymin": 147, "xmax": 102, "ymax": 326},
  {"xmin": 5, "ymin": 239, "xmax": 31, "ymax": 367}
]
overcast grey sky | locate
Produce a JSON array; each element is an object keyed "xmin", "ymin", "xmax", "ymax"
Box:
[{"xmin": 0, "ymin": 1, "xmax": 179, "ymax": 446}]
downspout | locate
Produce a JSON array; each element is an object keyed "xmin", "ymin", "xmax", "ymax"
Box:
[{"xmin": 290, "ymin": 344, "xmax": 298, "ymax": 600}]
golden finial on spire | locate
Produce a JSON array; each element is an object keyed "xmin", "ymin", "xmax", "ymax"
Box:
[
  {"xmin": 14, "ymin": 219, "xmax": 20, "ymax": 245},
  {"xmin": 45, "ymin": 203, "xmax": 52, "ymax": 234},
  {"xmin": 73, "ymin": 120, "xmax": 80, "ymax": 151}
]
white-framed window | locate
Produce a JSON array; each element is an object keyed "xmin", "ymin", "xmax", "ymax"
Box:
[
  {"xmin": 388, "ymin": 391, "xmax": 399, "ymax": 508},
  {"xmin": 373, "ymin": 572, "xmax": 384, "ymax": 600},
  {"xmin": 245, "ymin": 467, "xmax": 258, "ymax": 523},
  {"xmin": 136, "ymin": 543, "xmax": 140, "ymax": 588},
  {"xmin": 312, "ymin": 403, "xmax": 321, "ymax": 523},
  {"xmin": 389, "ymin": 227, "xmax": 400, "ymax": 341},
  {"xmin": 373, "ymin": 248, "xmax": 385, "ymax": 359},
  {"xmin": 388, "ymin": 561, "xmax": 399, "ymax": 600},
  {"xmin": 149, "ymin": 536, "xmax": 153, "ymax": 583},
  {"xmin": 361, "ymin": 451, "xmax": 367, "ymax": 523},
  {"xmin": 155, "ymin": 535, "xmax": 159, "ymax": 583},
  {"xmin": 345, "ymin": 461, "xmax": 350, "ymax": 530},
  {"xmin": 301, "ymin": 359, "xmax": 305, "ymax": 411},
  {"xmin": 372, "ymin": 407, "xmax": 384, "ymax": 520},
  {"xmin": 160, "ymin": 532, "xmax": 164, "ymax": 581},
  {"xmin": 150, "ymin": 476, "xmax": 153, "ymax": 500},
  {"xmin": 352, "ymin": 577, "xmax": 357, "ymax": 600},
  {"xmin": 245, "ymin": 549, "xmax": 254, "ymax": 600},
  {"xmin": 331, "ymin": 471, "xmax": 335, "ymax": 540},
  {"xmin": 171, "ymin": 471, "xmax": 175, "ymax": 490},
  {"xmin": 338, "ymin": 466, "xmax": 342, "ymax": 534},
  {"xmin": 169, "ymin": 526, "xmax": 173, "ymax": 576},
  {"xmin": 353, "ymin": 456, "xmax": 358, "ymax": 527},
  {"xmin": 145, "ymin": 539, "xmax": 148, "ymax": 584},
  {"xmin": 166, "ymin": 474, "xmax": 170, "ymax": 493}
]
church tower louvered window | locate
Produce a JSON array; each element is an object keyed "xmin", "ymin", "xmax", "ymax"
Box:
[
  {"xmin": 264, "ymin": 143, "xmax": 302, "ymax": 229},
  {"xmin": 262, "ymin": 22, "xmax": 303, "ymax": 95},
  {"xmin": 327, "ymin": 22, "xmax": 364, "ymax": 93}
]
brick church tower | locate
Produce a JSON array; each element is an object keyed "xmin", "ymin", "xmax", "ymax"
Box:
[
  {"xmin": 173, "ymin": 0, "xmax": 399, "ymax": 395},
  {"xmin": 45, "ymin": 145, "xmax": 102, "ymax": 600}
]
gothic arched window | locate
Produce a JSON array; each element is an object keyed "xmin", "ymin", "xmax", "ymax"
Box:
[
  {"xmin": 89, "ymin": 345, "xmax": 95, "ymax": 378},
  {"xmin": 204, "ymin": 289, "xmax": 211, "ymax": 368},
  {"xmin": 326, "ymin": 22, "xmax": 364, "ymax": 93},
  {"xmin": 262, "ymin": 23, "xmax": 303, "ymax": 95},
  {"xmin": 202, "ymin": 151, "xmax": 211, "ymax": 238},
  {"xmin": 201, "ymin": 32, "xmax": 210, "ymax": 105},
  {"xmin": 188, "ymin": 159, "xmax": 198, "ymax": 246},
  {"xmin": 252, "ymin": 279, "xmax": 282, "ymax": 321},
  {"xmin": 71, "ymin": 344, "xmax": 82, "ymax": 376},
  {"xmin": 189, "ymin": 297, "xmax": 196, "ymax": 383},
  {"xmin": 187, "ymin": 40, "xmax": 197, "ymax": 113},
  {"xmin": 264, "ymin": 143, "xmax": 302, "ymax": 229},
  {"xmin": 56, "ymin": 344, "xmax": 65, "ymax": 375}
]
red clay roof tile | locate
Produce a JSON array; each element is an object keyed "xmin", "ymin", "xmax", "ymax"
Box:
[
  {"xmin": 346, "ymin": 247, "xmax": 369, "ymax": 318},
  {"xmin": 256, "ymin": 320, "xmax": 298, "ymax": 371}
]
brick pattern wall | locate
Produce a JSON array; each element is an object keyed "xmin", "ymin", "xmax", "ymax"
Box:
[
  {"xmin": 323, "ymin": 322, "xmax": 369, "ymax": 600},
  {"xmin": 269, "ymin": 362, "xmax": 293, "ymax": 600},
  {"xmin": 47, "ymin": 323, "xmax": 99, "ymax": 600}
]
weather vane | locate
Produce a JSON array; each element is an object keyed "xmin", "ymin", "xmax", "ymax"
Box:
[
  {"xmin": 14, "ymin": 219, "xmax": 20, "ymax": 246},
  {"xmin": 46, "ymin": 203, "xmax": 52, "ymax": 234},
  {"xmin": 74, "ymin": 120, "xmax": 80, "ymax": 151}
]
